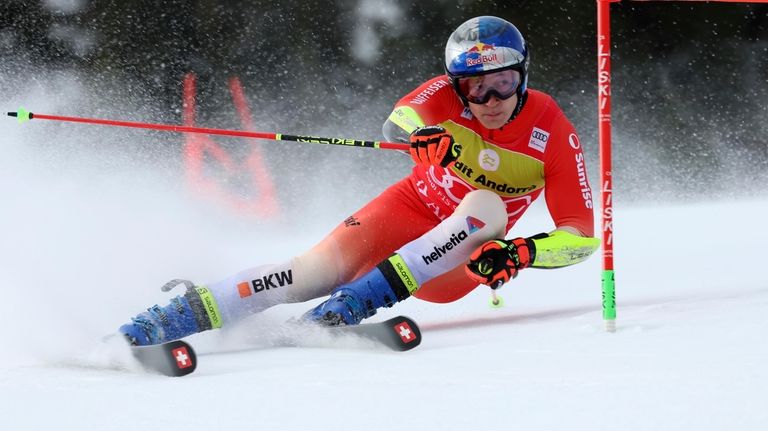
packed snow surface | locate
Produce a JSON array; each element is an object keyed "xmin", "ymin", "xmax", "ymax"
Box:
[{"xmin": 1, "ymin": 157, "xmax": 765, "ymax": 430}]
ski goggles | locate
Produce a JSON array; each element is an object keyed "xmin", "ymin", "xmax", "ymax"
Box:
[{"xmin": 455, "ymin": 69, "xmax": 521, "ymax": 105}]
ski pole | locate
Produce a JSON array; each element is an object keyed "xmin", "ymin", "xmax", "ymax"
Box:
[
  {"xmin": 489, "ymin": 288, "xmax": 504, "ymax": 308},
  {"xmin": 6, "ymin": 108, "xmax": 410, "ymax": 151}
]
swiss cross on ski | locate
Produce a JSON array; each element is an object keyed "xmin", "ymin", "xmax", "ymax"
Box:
[
  {"xmin": 129, "ymin": 339, "xmax": 198, "ymax": 377},
  {"xmin": 394, "ymin": 321, "xmax": 417, "ymax": 344},
  {"xmin": 173, "ymin": 347, "xmax": 194, "ymax": 369},
  {"xmin": 377, "ymin": 316, "xmax": 421, "ymax": 351},
  {"xmin": 322, "ymin": 315, "xmax": 422, "ymax": 352}
]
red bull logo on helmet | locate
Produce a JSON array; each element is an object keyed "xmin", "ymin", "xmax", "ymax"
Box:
[{"xmin": 465, "ymin": 43, "xmax": 498, "ymax": 67}]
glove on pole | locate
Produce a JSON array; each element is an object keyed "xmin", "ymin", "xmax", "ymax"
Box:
[
  {"xmin": 465, "ymin": 237, "xmax": 535, "ymax": 289},
  {"xmin": 408, "ymin": 125, "xmax": 461, "ymax": 167}
]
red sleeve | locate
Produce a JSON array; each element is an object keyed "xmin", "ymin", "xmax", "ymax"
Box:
[
  {"xmin": 542, "ymin": 114, "xmax": 595, "ymax": 237},
  {"xmin": 391, "ymin": 75, "xmax": 464, "ymax": 126}
]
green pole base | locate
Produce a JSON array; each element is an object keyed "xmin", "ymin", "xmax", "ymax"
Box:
[{"xmin": 602, "ymin": 269, "xmax": 616, "ymax": 332}]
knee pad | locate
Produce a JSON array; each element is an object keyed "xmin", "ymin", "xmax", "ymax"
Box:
[
  {"xmin": 394, "ymin": 190, "xmax": 508, "ymax": 286},
  {"xmin": 452, "ymin": 190, "xmax": 507, "ymax": 239}
]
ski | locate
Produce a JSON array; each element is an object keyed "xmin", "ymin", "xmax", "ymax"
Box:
[
  {"xmin": 130, "ymin": 339, "xmax": 197, "ymax": 377},
  {"xmin": 127, "ymin": 315, "xmax": 420, "ymax": 377},
  {"xmin": 322, "ymin": 315, "xmax": 422, "ymax": 351}
]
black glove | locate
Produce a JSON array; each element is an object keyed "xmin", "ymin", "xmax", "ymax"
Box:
[
  {"xmin": 465, "ymin": 237, "xmax": 536, "ymax": 289},
  {"xmin": 408, "ymin": 126, "xmax": 460, "ymax": 167}
]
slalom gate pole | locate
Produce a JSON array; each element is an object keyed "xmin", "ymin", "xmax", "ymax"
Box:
[
  {"xmin": 594, "ymin": 0, "xmax": 768, "ymax": 332},
  {"xmin": 6, "ymin": 108, "xmax": 410, "ymax": 151},
  {"xmin": 597, "ymin": 0, "xmax": 618, "ymax": 333}
]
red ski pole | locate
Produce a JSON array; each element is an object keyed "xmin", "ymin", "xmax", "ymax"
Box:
[{"xmin": 7, "ymin": 108, "xmax": 410, "ymax": 151}]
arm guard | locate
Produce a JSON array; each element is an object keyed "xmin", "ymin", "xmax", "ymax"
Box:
[
  {"xmin": 529, "ymin": 230, "xmax": 600, "ymax": 269},
  {"xmin": 382, "ymin": 105, "xmax": 426, "ymax": 143}
]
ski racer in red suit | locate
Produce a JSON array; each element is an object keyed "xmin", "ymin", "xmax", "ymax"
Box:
[{"xmin": 119, "ymin": 16, "xmax": 600, "ymax": 345}]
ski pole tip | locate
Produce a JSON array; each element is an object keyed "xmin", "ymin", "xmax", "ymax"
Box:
[
  {"xmin": 489, "ymin": 295, "xmax": 505, "ymax": 308},
  {"xmin": 8, "ymin": 108, "xmax": 32, "ymax": 123}
]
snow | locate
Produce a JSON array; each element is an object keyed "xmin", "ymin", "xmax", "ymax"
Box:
[
  {"xmin": 2, "ymin": 72, "xmax": 767, "ymax": 431},
  {"xmin": 1, "ymin": 157, "xmax": 766, "ymax": 430}
]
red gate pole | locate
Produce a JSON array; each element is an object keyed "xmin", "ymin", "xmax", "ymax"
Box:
[{"xmin": 598, "ymin": 0, "xmax": 619, "ymax": 332}]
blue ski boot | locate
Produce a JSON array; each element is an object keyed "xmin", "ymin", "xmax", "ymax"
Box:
[
  {"xmin": 303, "ymin": 256, "xmax": 417, "ymax": 326},
  {"xmin": 119, "ymin": 279, "xmax": 223, "ymax": 346}
]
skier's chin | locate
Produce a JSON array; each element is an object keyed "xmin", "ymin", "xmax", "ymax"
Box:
[{"xmin": 478, "ymin": 112, "xmax": 511, "ymax": 129}]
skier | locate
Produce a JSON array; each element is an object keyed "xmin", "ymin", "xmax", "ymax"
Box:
[{"xmin": 119, "ymin": 16, "xmax": 600, "ymax": 346}]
